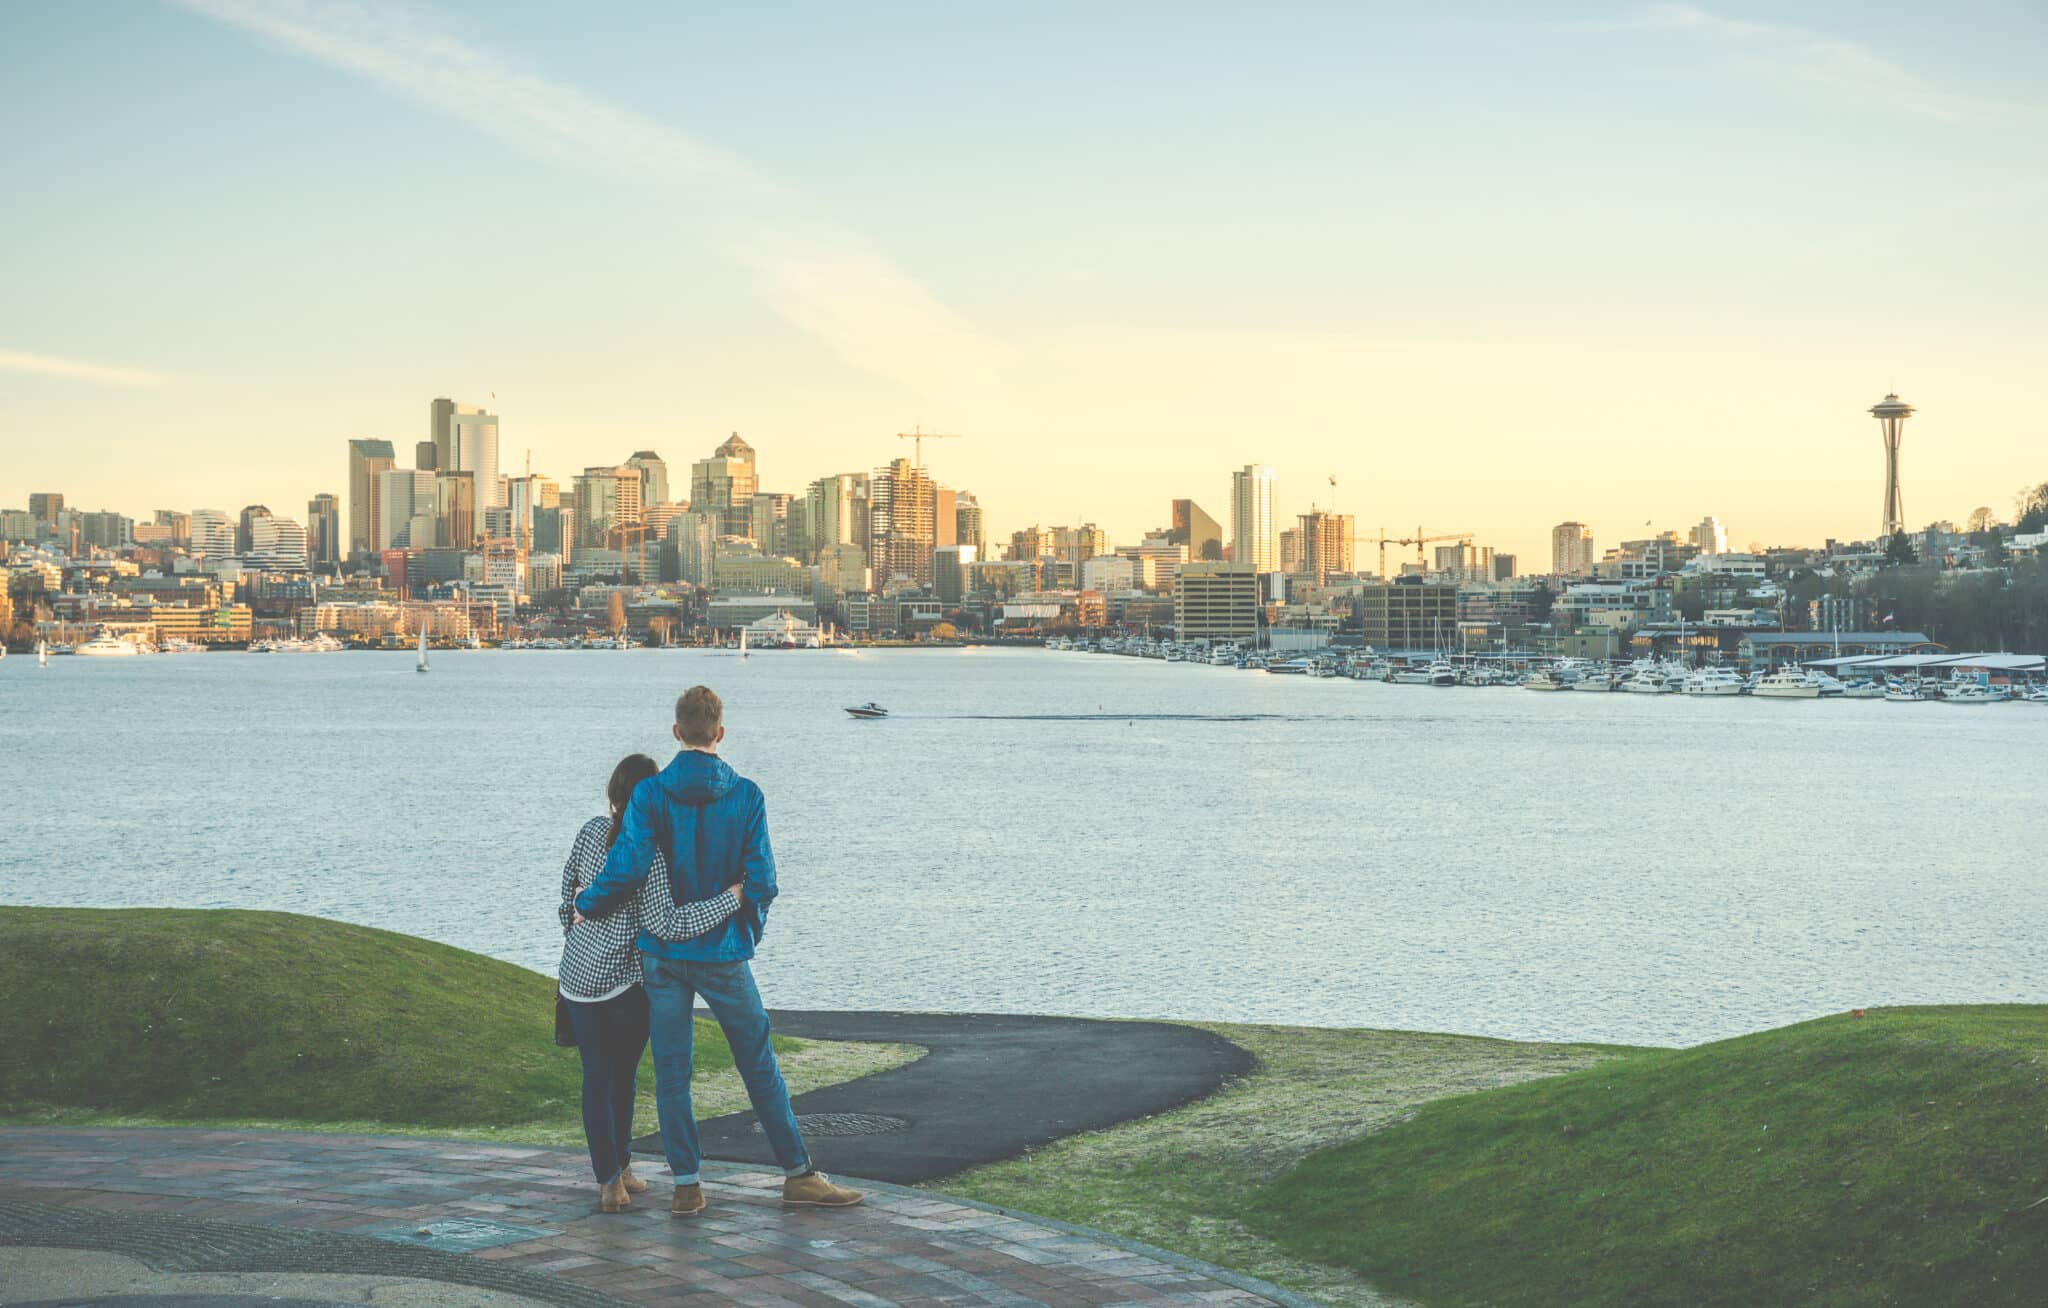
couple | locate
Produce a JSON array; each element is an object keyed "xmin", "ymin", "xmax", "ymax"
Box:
[{"xmin": 554, "ymin": 684, "xmax": 862, "ymax": 1217}]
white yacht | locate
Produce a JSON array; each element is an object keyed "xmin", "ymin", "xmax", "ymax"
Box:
[
  {"xmin": 75, "ymin": 634, "xmax": 146, "ymax": 657},
  {"xmin": 1753, "ymin": 668, "xmax": 1824, "ymax": 699},
  {"xmin": 1521, "ymin": 668, "xmax": 1565, "ymax": 691},
  {"xmin": 1568, "ymin": 668, "xmax": 1615, "ymax": 692},
  {"xmin": 1620, "ymin": 666, "xmax": 1675, "ymax": 694},
  {"xmin": 1427, "ymin": 660, "xmax": 1458, "ymax": 687},
  {"xmin": 1838, "ymin": 680, "xmax": 1886, "ymax": 700},
  {"xmin": 1942, "ymin": 681, "xmax": 2005, "ymax": 705},
  {"xmin": 1883, "ymin": 680, "xmax": 1927, "ymax": 703},
  {"xmin": 1680, "ymin": 667, "xmax": 1745, "ymax": 697}
]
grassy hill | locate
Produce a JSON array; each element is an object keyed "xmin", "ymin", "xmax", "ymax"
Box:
[
  {"xmin": 1251, "ymin": 1006, "xmax": 2048, "ymax": 1308},
  {"xmin": 0, "ymin": 906, "xmax": 772, "ymax": 1129}
]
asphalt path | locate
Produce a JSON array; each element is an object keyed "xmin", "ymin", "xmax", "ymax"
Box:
[{"xmin": 631, "ymin": 1010, "xmax": 1254, "ymax": 1183}]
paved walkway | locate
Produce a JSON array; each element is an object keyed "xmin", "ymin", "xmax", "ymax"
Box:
[
  {"xmin": 669, "ymin": 1011, "xmax": 1256, "ymax": 1183},
  {"xmin": 0, "ymin": 1128, "xmax": 1303, "ymax": 1306}
]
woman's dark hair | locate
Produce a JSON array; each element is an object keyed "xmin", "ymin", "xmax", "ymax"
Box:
[{"xmin": 606, "ymin": 754, "xmax": 659, "ymax": 848}]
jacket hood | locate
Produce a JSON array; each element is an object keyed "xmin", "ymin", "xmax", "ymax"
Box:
[{"xmin": 661, "ymin": 750, "xmax": 738, "ymax": 808}]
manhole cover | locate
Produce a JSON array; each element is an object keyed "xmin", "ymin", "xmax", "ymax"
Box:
[
  {"xmin": 755, "ymin": 1112, "xmax": 908, "ymax": 1138},
  {"xmin": 368, "ymin": 1217, "xmax": 559, "ymax": 1252}
]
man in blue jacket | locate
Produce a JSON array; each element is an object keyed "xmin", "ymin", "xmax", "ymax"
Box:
[{"xmin": 576, "ymin": 685, "xmax": 862, "ymax": 1217}]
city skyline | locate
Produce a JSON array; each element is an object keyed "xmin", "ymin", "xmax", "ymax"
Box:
[{"xmin": 5, "ymin": 3, "xmax": 2047, "ymax": 560}]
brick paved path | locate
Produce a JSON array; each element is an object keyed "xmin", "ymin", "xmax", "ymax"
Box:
[{"xmin": 0, "ymin": 1129, "xmax": 1301, "ymax": 1306}]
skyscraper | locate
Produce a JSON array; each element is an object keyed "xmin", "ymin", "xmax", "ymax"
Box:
[
  {"xmin": 236, "ymin": 505, "xmax": 272, "ymax": 554},
  {"xmin": 28, "ymin": 493, "xmax": 64, "ymax": 528},
  {"xmin": 954, "ymin": 491, "xmax": 984, "ymax": 557},
  {"xmin": 1170, "ymin": 499, "xmax": 1224, "ymax": 562},
  {"xmin": 247, "ymin": 515, "xmax": 309, "ymax": 573},
  {"xmin": 307, "ymin": 494, "xmax": 339, "ymax": 569},
  {"xmin": 625, "ymin": 451, "xmax": 670, "ymax": 510},
  {"xmin": 347, "ymin": 439, "xmax": 396, "ymax": 555},
  {"xmin": 869, "ymin": 457, "xmax": 936, "ymax": 589},
  {"xmin": 377, "ymin": 469, "xmax": 437, "ymax": 548},
  {"xmin": 1551, "ymin": 521, "xmax": 1595, "ymax": 576},
  {"xmin": 691, "ymin": 434, "xmax": 758, "ymax": 538},
  {"xmin": 1230, "ymin": 465, "xmax": 1277, "ymax": 572},
  {"xmin": 803, "ymin": 473, "xmax": 869, "ymax": 563},
  {"xmin": 435, "ymin": 472, "xmax": 476, "ymax": 548},
  {"xmin": 430, "ymin": 399, "xmax": 503, "ymax": 508},
  {"xmin": 572, "ymin": 466, "xmax": 641, "ymax": 554}
]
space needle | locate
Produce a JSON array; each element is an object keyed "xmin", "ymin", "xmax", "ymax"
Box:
[{"xmin": 1869, "ymin": 392, "xmax": 1913, "ymax": 544}]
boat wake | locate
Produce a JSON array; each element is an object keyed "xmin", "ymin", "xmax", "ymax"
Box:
[{"xmin": 945, "ymin": 712, "xmax": 1340, "ymax": 722}]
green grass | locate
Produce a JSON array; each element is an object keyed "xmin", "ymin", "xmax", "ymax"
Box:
[
  {"xmin": 942, "ymin": 1023, "xmax": 1623, "ymax": 1307},
  {"xmin": 1251, "ymin": 1006, "xmax": 2048, "ymax": 1308},
  {"xmin": 0, "ymin": 906, "xmax": 878, "ymax": 1143}
]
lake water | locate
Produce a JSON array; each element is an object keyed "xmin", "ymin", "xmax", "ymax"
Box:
[{"xmin": 4, "ymin": 647, "xmax": 2043, "ymax": 1047}]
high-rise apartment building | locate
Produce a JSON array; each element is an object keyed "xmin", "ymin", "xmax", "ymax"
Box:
[
  {"xmin": 869, "ymin": 457, "xmax": 936, "ymax": 589},
  {"xmin": 1175, "ymin": 562, "xmax": 1259, "ymax": 643},
  {"xmin": 377, "ymin": 469, "xmax": 437, "ymax": 548},
  {"xmin": 306, "ymin": 494, "xmax": 339, "ymax": 569},
  {"xmin": 236, "ymin": 505, "xmax": 272, "ymax": 554},
  {"xmin": 934, "ymin": 488, "xmax": 958, "ymax": 548},
  {"xmin": 1230, "ymin": 465, "xmax": 1277, "ymax": 572},
  {"xmin": 1689, "ymin": 515, "xmax": 1728, "ymax": 556},
  {"xmin": 691, "ymin": 434, "xmax": 758, "ymax": 538},
  {"xmin": 1551, "ymin": 521, "xmax": 1595, "ymax": 577},
  {"xmin": 347, "ymin": 439, "xmax": 396, "ymax": 555},
  {"xmin": 1279, "ymin": 528, "xmax": 1304, "ymax": 576},
  {"xmin": 661, "ymin": 510, "xmax": 720, "ymax": 587},
  {"xmin": 429, "ymin": 399, "xmax": 503, "ymax": 508},
  {"xmin": 1296, "ymin": 511, "xmax": 1354, "ymax": 583},
  {"xmin": 571, "ymin": 466, "xmax": 642, "ymax": 554},
  {"xmin": 152, "ymin": 510, "xmax": 191, "ymax": 545},
  {"xmin": 1053, "ymin": 524, "xmax": 1107, "ymax": 564},
  {"xmin": 625, "ymin": 451, "xmax": 670, "ymax": 510},
  {"xmin": 1170, "ymin": 499, "xmax": 1224, "ymax": 562},
  {"xmin": 28, "ymin": 493, "xmax": 64, "ymax": 528},
  {"xmin": 954, "ymin": 492, "xmax": 984, "ymax": 557},
  {"xmin": 802, "ymin": 473, "xmax": 869, "ymax": 564},
  {"xmin": 934, "ymin": 544, "xmax": 978, "ymax": 604}
]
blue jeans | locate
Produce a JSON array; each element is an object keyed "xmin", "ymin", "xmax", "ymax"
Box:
[
  {"xmin": 562, "ymin": 986, "xmax": 650, "ymax": 1184},
  {"xmin": 641, "ymin": 956, "xmax": 810, "ymax": 1184}
]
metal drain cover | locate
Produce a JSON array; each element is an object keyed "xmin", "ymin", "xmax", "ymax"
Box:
[{"xmin": 755, "ymin": 1112, "xmax": 908, "ymax": 1138}]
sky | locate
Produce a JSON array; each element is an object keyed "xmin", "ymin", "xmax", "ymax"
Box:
[{"xmin": 3, "ymin": 1, "xmax": 2045, "ymax": 564}]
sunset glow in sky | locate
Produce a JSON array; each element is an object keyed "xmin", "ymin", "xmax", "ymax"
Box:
[{"xmin": 4, "ymin": 1, "xmax": 2045, "ymax": 562}]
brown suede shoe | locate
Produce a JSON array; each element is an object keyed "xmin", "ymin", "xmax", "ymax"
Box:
[
  {"xmin": 598, "ymin": 1177, "xmax": 629, "ymax": 1213},
  {"xmin": 782, "ymin": 1171, "xmax": 864, "ymax": 1208},
  {"xmin": 618, "ymin": 1164, "xmax": 648, "ymax": 1194},
  {"xmin": 671, "ymin": 1182, "xmax": 706, "ymax": 1217}
]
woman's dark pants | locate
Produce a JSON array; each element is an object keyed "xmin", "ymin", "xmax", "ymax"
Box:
[{"xmin": 563, "ymin": 986, "xmax": 650, "ymax": 1184}]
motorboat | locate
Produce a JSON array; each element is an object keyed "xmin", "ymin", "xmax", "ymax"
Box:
[
  {"xmin": 1620, "ymin": 669, "xmax": 1674, "ymax": 694},
  {"xmin": 1753, "ymin": 668, "xmax": 1823, "ymax": 699},
  {"xmin": 74, "ymin": 634, "xmax": 145, "ymax": 657},
  {"xmin": 1838, "ymin": 680, "xmax": 1886, "ymax": 699},
  {"xmin": 844, "ymin": 702, "xmax": 889, "ymax": 719},
  {"xmin": 1521, "ymin": 668, "xmax": 1565, "ymax": 691},
  {"xmin": 1942, "ymin": 681, "xmax": 2005, "ymax": 705},
  {"xmin": 1883, "ymin": 680, "xmax": 1927, "ymax": 703},
  {"xmin": 1568, "ymin": 669, "xmax": 1615, "ymax": 692},
  {"xmin": 416, "ymin": 625, "xmax": 430, "ymax": 674},
  {"xmin": 1427, "ymin": 660, "xmax": 1459, "ymax": 687},
  {"xmin": 1679, "ymin": 667, "xmax": 1745, "ymax": 697}
]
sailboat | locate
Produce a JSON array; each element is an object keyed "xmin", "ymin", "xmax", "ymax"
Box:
[
  {"xmin": 416, "ymin": 625, "xmax": 430, "ymax": 674},
  {"xmin": 37, "ymin": 640, "xmax": 49, "ymax": 669},
  {"xmin": 739, "ymin": 627, "xmax": 749, "ymax": 659}
]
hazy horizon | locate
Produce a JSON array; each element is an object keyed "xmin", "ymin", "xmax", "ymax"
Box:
[{"xmin": 5, "ymin": 1, "xmax": 2045, "ymax": 563}]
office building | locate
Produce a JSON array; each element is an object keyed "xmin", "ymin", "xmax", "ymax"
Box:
[
  {"xmin": 436, "ymin": 471, "xmax": 476, "ymax": 549},
  {"xmin": 1230, "ymin": 465, "xmax": 1276, "ymax": 572},
  {"xmin": 29, "ymin": 492, "xmax": 64, "ymax": 529},
  {"xmin": 346, "ymin": 439, "xmax": 396, "ymax": 555},
  {"xmin": 1492, "ymin": 553, "xmax": 1518, "ymax": 580},
  {"xmin": 430, "ymin": 399, "xmax": 503, "ymax": 508},
  {"xmin": 306, "ymin": 494, "xmax": 339, "ymax": 569},
  {"xmin": 1279, "ymin": 528, "xmax": 1304, "ymax": 576},
  {"xmin": 571, "ymin": 466, "xmax": 642, "ymax": 555},
  {"xmin": 1175, "ymin": 561, "xmax": 1259, "ymax": 643},
  {"xmin": 933, "ymin": 543, "xmax": 978, "ymax": 604},
  {"xmin": 869, "ymin": 457, "xmax": 936, "ymax": 589},
  {"xmin": 814, "ymin": 542, "xmax": 868, "ymax": 602},
  {"xmin": 246, "ymin": 514, "xmax": 309, "ymax": 573},
  {"xmin": 801, "ymin": 473, "xmax": 869, "ymax": 564},
  {"xmin": 1296, "ymin": 510, "xmax": 1354, "ymax": 584},
  {"xmin": 1358, "ymin": 580, "xmax": 1459, "ymax": 652},
  {"xmin": 661, "ymin": 510, "xmax": 719, "ymax": 587},
  {"xmin": 189, "ymin": 509, "xmax": 235, "ymax": 562},
  {"xmin": 1081, "ymin": 555, "xmax": 1136, "ymax": 594},
  {"xmin": 1170, "ymin": 499, "xmax": 1224, "ymax": 562},
  {"xmin": 1551, "ymin": 521, "xmax": 1595, "ymax": 577},
  {"xmin": 691, "ymin": 434, "xmax": 758, "ymax": 538},
  {"xmin": 376, "ymin": 469, "xmax": 437, "ymax": 549},
  {"xmin": 151, "ymin": 510, "xmax": 191, "ymax": 545},
  {"xmin": 624, "ymin": 451, "xmax": 669, "ymax": 510},
  {"xmin": 749, "ymin": 492, "xmax": 794, "ymax": 556},
  {"xmin": 934, "ymin": 487, "xmax": 958, "ymax": 548},
  {"xmin": 235, "ymin": 505, "xmax": 272, "ymax": 554}
]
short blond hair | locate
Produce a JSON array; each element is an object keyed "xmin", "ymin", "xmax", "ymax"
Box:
[{"xmin": 675, "ymin": 685, "xmax": 723, "ymax": 745}]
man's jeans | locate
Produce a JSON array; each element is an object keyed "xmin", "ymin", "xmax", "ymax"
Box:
[{"xmin": 641, "ymin": 955, "xmax": 810, "ymax": 1185}]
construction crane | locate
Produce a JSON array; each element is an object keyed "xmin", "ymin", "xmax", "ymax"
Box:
[
  {"xmin": 1368, "ymin": 526, "xmax": 1475, "ymax": 579},
  {"xmin": 897, "ymin": 427, "xmax": 962, "ymax": 470}
]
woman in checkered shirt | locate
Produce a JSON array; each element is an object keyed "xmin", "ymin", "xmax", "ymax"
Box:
[{"xmin": 558, "ymin": 753, "xmax": 743, "ymax": 1213}]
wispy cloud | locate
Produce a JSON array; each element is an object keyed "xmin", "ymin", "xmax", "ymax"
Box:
[
  {"xmin": 0, "ymin": 348, "xmax": 170, "ymax": 388},
  {"xmin": 1613, "ymin": 3, "xmax": 1998, "ymax": 124},
  {"xmin": 173, "ymin": 0, "xmax": 1010, "ymax": 403}
]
